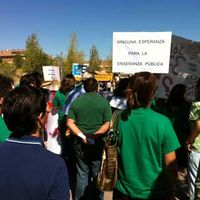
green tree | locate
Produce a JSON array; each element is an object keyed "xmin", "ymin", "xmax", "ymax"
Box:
[
  {"xmin": 24, "ymin": 33, "xmax": 50, "ymax": 73},
  {"xmin": 104, "ymin": 54, "xmax": 112, "ymax": 73},
  {"xmin": 0, "ymin": 62, "xmax": 15, "ymax": 77},
  {"xmin": 65, "ymin": 32, "xmax": 85, "ymax": 73},
  {"xmin": 89, "ymin": 44, "xmax": 101, "ymax": 72},
  {"xmin": 13, "ymin": 53, "xmax": 23, "ymax": 68}
]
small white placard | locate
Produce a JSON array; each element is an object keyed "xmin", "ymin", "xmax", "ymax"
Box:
[{"xmin": 42, "ymin": 66, "xmax": 60, "ymax": 81}]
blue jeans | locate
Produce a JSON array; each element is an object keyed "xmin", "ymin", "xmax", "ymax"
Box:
[
  {"xmin": 188, "ymin": 150, "xmax": 200, "ymax": 200},
  {"xmin": 73, "ymin": 141, "xmax": 104, "ymax": 200}
]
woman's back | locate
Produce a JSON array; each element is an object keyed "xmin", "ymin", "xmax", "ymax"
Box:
[
  {"xmin": 114, "ymin": 72, "xmax": 180, "ymax": 200},
  {"xmin": 116, "ymin": 107, "xmax": 179, "ymax": 198}
]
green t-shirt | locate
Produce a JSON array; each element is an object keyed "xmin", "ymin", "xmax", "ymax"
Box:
[
  {"xmin": 52, "ymin": 90, "xmax": 67, "ymax": 121},
  {"xmin": 68, "ymin": 92, "xmax": 112, "ymax": 134},
  {"xmin": 0, "ymin": 115, "xmax": 11, "ymax": 143},
  {"xmin": 116, "ymin": 107, "xmax": 180, "ymax": 199},
  {"xmin": 189, "ymin": 101, "xmax": 200, "ymax": 151}
]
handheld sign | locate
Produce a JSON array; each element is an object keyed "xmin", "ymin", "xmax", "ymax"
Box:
[
  {"xmin": 112, "ymin": 32, "xmax": 172, "ymax": 74},
  {"xmin": 42, "ymin": 66, "xmax": 60, "ymax": 81}
]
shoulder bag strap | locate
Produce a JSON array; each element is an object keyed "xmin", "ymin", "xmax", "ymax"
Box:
[{"xmin": 108, "ymin": 110, "xmax": 121, "ymax": 138}]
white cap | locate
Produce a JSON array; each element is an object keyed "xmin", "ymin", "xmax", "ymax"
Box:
[{"xmin": 82, "ymin": 71, "xmax": 94, "ymax": 81}]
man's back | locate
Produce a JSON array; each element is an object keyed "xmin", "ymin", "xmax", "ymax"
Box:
[{"xmin": 0, "ymin": 136, "xmax": 70, "ymax": 200}]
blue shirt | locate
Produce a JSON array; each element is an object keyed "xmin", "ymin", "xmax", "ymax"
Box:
[
  {"xmin": 62, "ymin": 83, "xmax": 85, "ymax": 115},
  {"xmin": 0, "ymin": 135, "xmax": 70, "ymax": 200}
]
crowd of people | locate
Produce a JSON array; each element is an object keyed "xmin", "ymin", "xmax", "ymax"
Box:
[{"xmin": 1, "ymin": 70, "xmax": 200, "ymax": 200}]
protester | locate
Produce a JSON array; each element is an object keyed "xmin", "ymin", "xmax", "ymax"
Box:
[
  {"xmin": 186, "ymin": 78, "xmax": 200, "ymax": 200},
  {"xmin": 162, "ymin": 84, "xmax": 191, "ymax": 169},
  {"xmin": 67, "ymin": 77, "xmax": 112, "ymax": 200},
  {"xmin": 0, "ymin": 86, "xmax": 70, "ymax": 200},
  {"xmin": 109, "ymin": 78, "xmax": 130, "ymax": 112},
  {"xmin": 52, "ymin": 74, "xmax": 76, "ymax": 159},
  {"xmin": 62, "ymin": 71, "xmax": 93, "ymax": 115},
  {"xmin": 106, "ymin": 81, "xmax": 112, "ymax": 92},
  {"xmin": 0, "ymin": 74, "xmax": 14, "ymax": 142},
  {"xmin": 62, "ymin": 71, "xmax": 94, "ymax": 197},
  {"xmin": 113, "ymin": 72, "xmax": 180, "ymax": 200}
]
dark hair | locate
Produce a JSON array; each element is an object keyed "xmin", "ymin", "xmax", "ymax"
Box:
[
  {"xmin": 30, "ymin": 71, "xmax": 43, "ymax": 88},
  {"xmin": 20, "ymin": 71, "xmax": 43, "ymax": 88},
  {"xmin": 40, "ymin": 88, "xmax": 49, "ymax": 102},
  {"xmin": 195, "ymin": 78, "xmax": 200, "ymax": 101},
  {"xmin": 2, "ymin": 86, "xmax": 46, "ymax": 137},
  {"xmin": 0, "ymin": 74, "xmax": 14, "ymax": 98},
  {"xmin": 167, "ymin": 84, "xmax": 186, "ymax": 106},
  {"xmin": 83, "ymin": 78, "xmax": 98, "ymax": 92},
  {"xmin": 20, "ymin": 73, "xmax": 37, "ymax": 87},
  {"xmin": 60, "ymin": 74, "xmax": 75, "ymax": 94},
  {"xmin": 113, "ymin": 78, "xmax": 130, "ymax": 97},
  {"xmin": 126, "ymin": 72, "xmax": 157, "ymax": 108}
]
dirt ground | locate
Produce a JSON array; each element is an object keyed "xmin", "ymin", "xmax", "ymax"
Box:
[
  {"xmin": 176, "ymin": 168, "xmax": 189, "ymax": 200},
  {"xmin": 104, "ymin": 168, "xmax": 190, "ymax": 200}
]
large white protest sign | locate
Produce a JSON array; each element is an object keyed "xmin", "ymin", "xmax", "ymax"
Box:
[
  {"xmin": 42, "ymin": 66, "xmax": 61, "ymax": 81},
  {"xmin": 156, "ymin": 35, "xmax": 200, "ymax": 101},
  {"xmin": 112, "ymin": 32, "xmax": 172, "ymax": 74}
]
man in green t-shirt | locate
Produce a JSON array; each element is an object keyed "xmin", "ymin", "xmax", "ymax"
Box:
[
  {"xmin": 67, "ymin": 78, "xmax": 112, "ymax": 200},
  {"xmin": 0, "ymin": 74, "xmax": 14, "ymax": 142}
]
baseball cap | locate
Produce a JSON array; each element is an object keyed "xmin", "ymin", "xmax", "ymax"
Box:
[{"xmin": 82, "ymin": 71, "xmax": 94, "ymax": 81}]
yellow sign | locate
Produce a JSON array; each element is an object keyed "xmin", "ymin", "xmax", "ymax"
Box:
[
  {"xmin": 75, "ymin": 74, "xmax": 113, "ymax": 82},
  {"xmin": 95, "ymin": 74, "xmax": 113, "ymax": 81}
]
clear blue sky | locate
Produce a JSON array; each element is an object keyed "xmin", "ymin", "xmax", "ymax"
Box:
[{"xmin": 0, "ymin": 0, "xmax": 200, "ymax": 59}]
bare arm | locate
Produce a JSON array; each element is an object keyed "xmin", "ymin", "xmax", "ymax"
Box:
[
  {"xmin": 93, "ymin": 121, "xmax": 110, "ymax": 137},
  {"xmin": 67, "ymin": 118, "xmax": 110, "ymax": 142},
  {"xmin": 186, "ymin": 120, "xmax": 200, "ymax": 152},
  {"xmin": 164, "ymin": 151, "xmax": 178, "ymax": 200},
  {"xmin": 85, "ymin": 121, "xmax": 110, "ymax": 140},
  {"xmin": 67, "ymin": 118, "xmax": 87, "ymax": 143}
]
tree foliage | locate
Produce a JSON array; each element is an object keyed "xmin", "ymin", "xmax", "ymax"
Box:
[
  {"xmin": 13, "ymin": 53, "xmax": 24, "ymax": 68},
  {"xmin": 89, "ymin": 44, "xmax": 101, "ymax": 72},
  {"xmin": 0, "ymin": 62, "xmax": 16, "ymax": 77},
  {"xmin": 65, "ymin": 32, "xmax": 85, "ymax": 73},
  {"xmin": 104, "ymin": 54, "xmax": 112, "ymax": 73},
  {"xmin": 24, "ymin": 33, "xmax": 50, "ymax": 73}
]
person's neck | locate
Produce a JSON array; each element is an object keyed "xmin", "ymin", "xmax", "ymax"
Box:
[{"xmin": 31, "ymin": 128, "xmax": 41, "ymax": 138}]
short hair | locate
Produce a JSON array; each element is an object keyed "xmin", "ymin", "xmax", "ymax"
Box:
[
  {"xmin": 19, "ymin": 71, "xmax": 43, "ymax": 88},
  {"xmin": 2, "ymin": 86, "xmax": 46, "ymax": 137},
  {"xmin": 126, "ymin": 72, "xmax": 157, "ymax": 108},
  {"xmin": 83, "ymin": 78, "xmax": 98, "ymax": 92},
  {"xmin": 30, "ymin": 71, "xmax": 43, "ymax": 88},
  {"xmin": 0, "ymin": 74, "xmax": 14, "ymax": 98},
  {"xmin": 20, "ymin": 73, "xmax": 37, "ymax": 87},
  {"xmin": 60, "ymin": 74, "xmax": 76, "ymax": 94}
]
